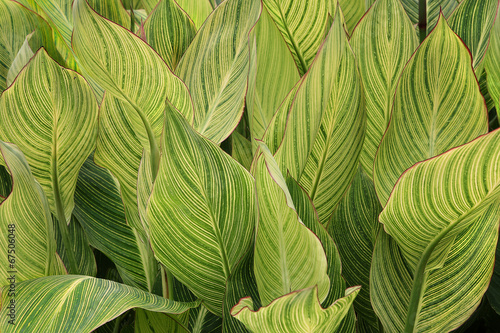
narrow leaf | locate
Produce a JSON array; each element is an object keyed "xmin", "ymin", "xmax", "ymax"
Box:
[{"xmin": 486, "ymin": 12, "xmax": 500, "ymax": 113}]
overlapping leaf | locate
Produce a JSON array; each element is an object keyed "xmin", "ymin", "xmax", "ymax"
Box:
[
  {"xmin": 231, "ymin": 132, "xmax": 253, "ymax": 171},
  {"xmin": 88, "ymin": 0, "xmax": 132, "ymax": 29},
  {"xmin": 400, "ymin": 0, "xmax": 460, "ymax": 36},
  {"xmin": 448, "ymin": 0, "xmax": 499, "ymax": 72},
  {"xmin": 144, "ymin": 0, "xmax": 196, "ymax": 70},
  {"xmin": 147, "ymin": 109, "xmax": 255, "ymax": 316},
  {"xmin": 175, "ymin": 0, "xmax": 213, "ymax": 30},
  {"xmin": 262, "ymin": 0, "xmax": 338, "ymax": 75},
  {"xmin": 351, "ymin": 0, "xmax": 419, "ymax": 179},
  {"xmin": 0, "ymin": 142, "xmax": 63, "ymax": 283},
  {"xmin": 486, "ymin": 12, "xmax": 500, "ymax": 113},
  {"xmin": 231, "ymin": 286, "xmax": 360, "ymax": 332},
  {"xmin": 135, "ymin": 309, "xmax": 189, "ymax": 333},
  {"xmin": 72, "ymin": 0, "xmax": 193, "ymax": 236},
  {"xmin": 253, "ymin": 141, "xmax": 330, "ymax": 306},
  {"xmin": 0, "ymin": 275, "xmax": 199, "ymax": 332},
  {"xmin": 373, "ymin": 129, "xmax": 500, "ymax": 332},
  {"xmin": 175, "ymin": 0, "xmax": 261, "ymax": 144},
  {"xmin": 374, "ymin": 14, "xmax": 488, "ymax": 206},
  {"xmin": 339, "ymin": 0, "xmax": 374, "ymax": 34}
]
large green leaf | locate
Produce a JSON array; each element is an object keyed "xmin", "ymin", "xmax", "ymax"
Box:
[
  {"xmin": 262, "ymin": 0, "xmax": 337, "ymax": 75},
  {"xmin": 146, "ymin": 109, "xmax": 255, "ymax": 316},
  {"xmin": 265, "ymin": 10, "xmax": 365, "ymax": 224},
  {"xmin": 0, "ymin": 275, "xmax": 199, "ymax": 332},
  {"xmin": 231, "ymin": 285, "xmax": 360, "ymax": 332},
  {"xmin": 372, "ymin": 129, "xmax": 500, "ymax": 332},
  {"xmin": 87, "ymin": 0, "xmax": 132, "ymax": 29},
  {"xmin": 448, "ymin": 0, "xmax": 499, "ymax": 72},
  {"xmin": 72, "ymin": 0, "xmax": 193, "ymax": 237},
  {"xmin": 350, "ymin": 0, "xmax": 419, "ymax": 179},
  {"xmin": 400, "ymin": 0, "xmax": 460, "ymax": 36},
  {"xmin": 175, "ymin": 0, "xmax": 212, "ymax": 30},
  {"xmin": 247, "ymin": 6, "xmax": 300, "ymax": 148},
  {"xmin": 328, "ymin": 167, "xmax": 382, "ymax": 332},
  {"xmin": 253, "ymin": 141, "xmax": 330, "ymax": 306},
  {"xmin": 486, "ymin": 12, "xmax": 500, "ymax": 113},
  {"xmin": 0, "ymin": 142, "xmax": 63, "ymax": 284},
  {"xmin": 373, "ymin": 14, "xmax": 488, "ymax": 206},
  {"xmin": 175, "ymin": 0, "xmax": 260, "ymax": 144},
  {"xmin": 74, "ymin": 156, "xmax": 157, "ymax": 292},
  {"xmin": 144, "ymin": 0, "xmax": 196, "ymax": 70}
]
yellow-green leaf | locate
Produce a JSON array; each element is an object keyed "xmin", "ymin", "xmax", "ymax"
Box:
[
  {"xmin": 175, "ymin": 0, "xmax": 261, "ymax": 144},
  {"xmin": 147, "ymin": 109, "xmax": 255, "ymax": 316},
  {"xmin": 175, "ymin": 0, "xmax": 213, "ymax": 30},
  {"xmin": 400, "ymin": 0, "xmax": 460, "ymax": 35},
  {"xmin": 350, "ymin": 0, "xmax": 419, "ymax": 179},
  {"xmin": 339, "ymin": 0, "xmax": 374, "ymax": 34},
  {"xmin": 486, "ymin": 12, "xmax": 500, "ymax": 113},
  {"xmin": 373, "ymin": 14, "xmax": 488, "ymax": 206}
]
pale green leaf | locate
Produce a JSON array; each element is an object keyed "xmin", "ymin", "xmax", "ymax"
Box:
[
  {"xmin": 5, "ymin": 32, "xmax": 34, "ymax": 87},
  {"xmin": 350, "ymin": 0, "xmax": 419, "ymax": 179},
  {"xmin": 175, "ymin": 0, "xmax": 261, "ymax": 144},
  {"xmin": 373, "ymin": 14, "xmax": 488, "ymax": 206},
  {"xmin": 144, "ymin": 0, "xmax": 196, "ymax": 70},
  {"xmin": 88, "ymin": 0, "xmax": 132, "ymax": 29},
  {"xmin": 175, "ymin": 0, "xmax": 212, "ymax": 30},
  {"xmin": 373, "ymin": 129, "xmax": 500, "ymax": 332},
  {"xmin": 0, "ymin": 275, "xmax": 199, "ymax": 332},
  {"xmin": 339, "ymin": 0, "xmax": 374, "ymax": 34},
  {"xmin": 485, "ymin": 12, "xmax": 500, "ymax": 113},
  {"xmin": 0, "ymin": 142, "xmax": 62, "ymax": 284},
  {"xmin": 253, "ymin": 141, "xmax": 330, "ymax": 306},
  {"xmin": 147, "ymin": 109, "xmax": 255, "ymax": 316},
  {"xmin": 231, "ymin": 286, "xmax": 360, "ymax": 332},
  {"xmin": 231, "ymin": 132, "xmax": 253, "ymax": 171}
]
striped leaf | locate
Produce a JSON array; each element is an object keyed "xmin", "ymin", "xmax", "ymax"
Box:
[
  {"xmin": 372, "ymin": 129, "xmax": 500, "ymax": 332},
  {"xmin": 0, "ymin": 49, "xmax": 98, "ymax": 223},
  {"xmin": 328, "ymin": 167, "xmax": 382, "ymax": 332},
  {"xmin": 253, "ymin": 141, "xmax": 330, "ymax": 306},
  {"xmin": 175, "ymin": 0, "xmax": 213, "ymax": 30},
  {"xmin": 5, "ymin": 32, "xmax": 34, "ymax": 87},
  {"xmin": 339, "ymin": 0, "xmax": 374, "ymax": 34},
  {"xmin": 88, "ymin": 0, "xmax": 132, "ymax": 29},
  {"xmin": 350, "ymin": 0, "xmax": 419, "ymax": 179},
  {"xmin": 188, "ymin": 305, "xmax": 223, "ymax": 333},
  {"xmin": 486, "ymin": 12, "xmax": 500, "ymax": 113},
  {"xmin": 175, "ymin": 0, "xmax": 260, "ymax": 144},
  {"xmin": 400, "ymin": 0, "xmax": 460, "ymax": 35},
  {"xmin": 487, "ymin": 241, "xmax": 500, "ymax": 315},
  {"xmin": 262, "ymin": 0, "xmax": 338, "ymax": 75},
  {"xmin": 146, "ymin": 109, "xmax": 255, "ymax": 316},
  {"xmin": 247, "ymin": 6, "xmax": 300, "ymax": 148},
  {"xmin": 373, "ymin": 14, "xmax": 488, "ymax": 206},
  {"xmin": 448, "ymin": 0, "xmax": 499, "ymax": 72},
  {"xmin": 0, "ymin": 142, "xmax": 63, "ymax": 283},
  {"xmin": 144, "ymin": 0, "xmax": 196, "ymax": 70},
  {"xmin": 0, "ymin": 275, "xmax": 199, "ymax": 332},
  {"xmin": 231, "ymin": 286, "xmax": 360, "ymax": 332},
  {"xmin": 72, "ymin": 0, "xmax": 193, "ymax": 236},
  {"xmin": 231, "ymin": 132, "xmax": 253, "ymax": 171},
  {"xmin": 135, "ymin": 309, "xmax": 189, "ymax": 333},
  {"xmin": 74, "ymin": 156, "xmax": 157, "ymax": 292},
  {"xmin": 266, "ymin": 9, "xmax": 365, "ymax": 224}
]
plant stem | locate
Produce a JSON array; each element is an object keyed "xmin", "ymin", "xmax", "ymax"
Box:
[{"xmin": 418, "ymin": 0, "xmax": 427, "ymax": 43}]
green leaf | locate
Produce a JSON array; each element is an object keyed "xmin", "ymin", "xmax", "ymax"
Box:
[
  {"xmin": 372, "ymin": 129, "xmax": 500, "ymax": 332},
  {"xmin": 144, "ymin": 0, "xmax": 196, "ymax": 70},
  {"xmin": 485, "ymin": 12, "xmax": 500, "ymax": 113},
  {"xmin": 175, "ymin": 0, "xmax": 212, "ymax": 30},
  {"xmin": 231, "ymin": 285, "xmax": 360, "ymax": 332},
  {"xmin": 265, "ymin": 10, "xmax": 365, "ymax": 224},
  {"xmin": 74, "ymin": 156, "xmax": 157, "ymax": 292},
  {"xmin": 262, "ymin": 0, "xmax": 338, "ymax": 75},
  {"xmin": 72, "ymin": 0, "xmax": 193, "ymax": 236},
  {"xmin": 0, "ymin": 165, "xmax": 11, "ymax": 199},
  {"xmin": 0, "ymin": 275, "xmax": 199, "ymax": 332},
  {"xmin": 373, "ymin": 14, "xmax": 488, "ymax": 206},
  {"xmin": 175, "ymin": 0, "xmax": 261, "ymax": 144},
  {"xmin": 231, "ymin": 132, "xmax": 253, "ymax": 171},
  {"xmin": 339, "ymin": 0, "xmax": 374, "ymax": 34},
  {"xmin": 0, "ymin": 142, "xmax": 62, "ymax": 284},
  {"xmin": 400, "ymin": 0, "xmax": 460, "ymax": 35},
  {"xmin": 5, "ymin": 32, "xmax": 34, "ymax": 87},
  {"xmin": 253, "ymin": 141, "xmax": 330, "ymax": 306},
  {"xmin": 328, "ymin": 167, "xmax": 382, "ymax": 332},
  {"xmin": 448, "ymin": 0, "xmax": 499, "ymax": 72},
  {"xmin": 135, "ymin": 309, "xmax": 189, "ymax": 333},
  {"xmin": 147, "ymin": 109, "xmax": 256, "ymax": 316},
  {"xmin": 487, "ymin": 240, "xmax": 500, "ymax": 315},
  {"xmin": 0, "ymin": 49, "xmax": 98, "ymax": 223},
  {"xmin": 247, "ymin": 6, "xmax": 300, "ymax": 147},
  {"xmin": 350, "ymin": 0, "xmax": 419, "ymax": 179},
  {"xmin": 88, "ymin": 0, "xmax": 132, "ymax": 29},
  {"xmin": 188, "ymin": 305, "xmax": 223, "ymax": 333}
]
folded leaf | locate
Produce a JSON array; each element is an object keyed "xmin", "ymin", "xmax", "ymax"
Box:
[
  {"xmin": 374, "ymin": 14, "xmax": 488, "ymax": 206},
  {"xmin": 253, "ymin": 141, "xmax": 330, "ymax": 306},
  {"xmin": 350, "ymin": 0, "xmax": 418, "ymax": 179},
  {"xmin": 231, "ymin": 286, "xmax": 360, "ymax": 332},
  {"xmin": 147, "ymin": 109, "xmax": 255, "ymax": 316},
  {"xmin": 5, "ymin": 32, "xmax": 34, "ymax": 87},
  {"xmin": 373, "ymin": 129, "xmax": 500, "ymax": 332},
  {"xmin": 0, "ymin": 275, "xmax": 199, "ymax": 332},
  {"xmin": 0, "ymin": 142, "xmax": 63, "ymax": 284},
  {"xmin": 175, "ymin": 0, "xmax": 261, "ymax": 144}
]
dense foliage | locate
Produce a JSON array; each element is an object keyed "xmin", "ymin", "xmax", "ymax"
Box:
[{"xmin": 1, "ymin": 0, "xmax": 500, "ymax": 332}]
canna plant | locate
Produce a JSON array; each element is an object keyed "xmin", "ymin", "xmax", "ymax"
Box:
[{"xmin": 0, "ymin": 0, "xmax": 500, "ymax": 331}]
